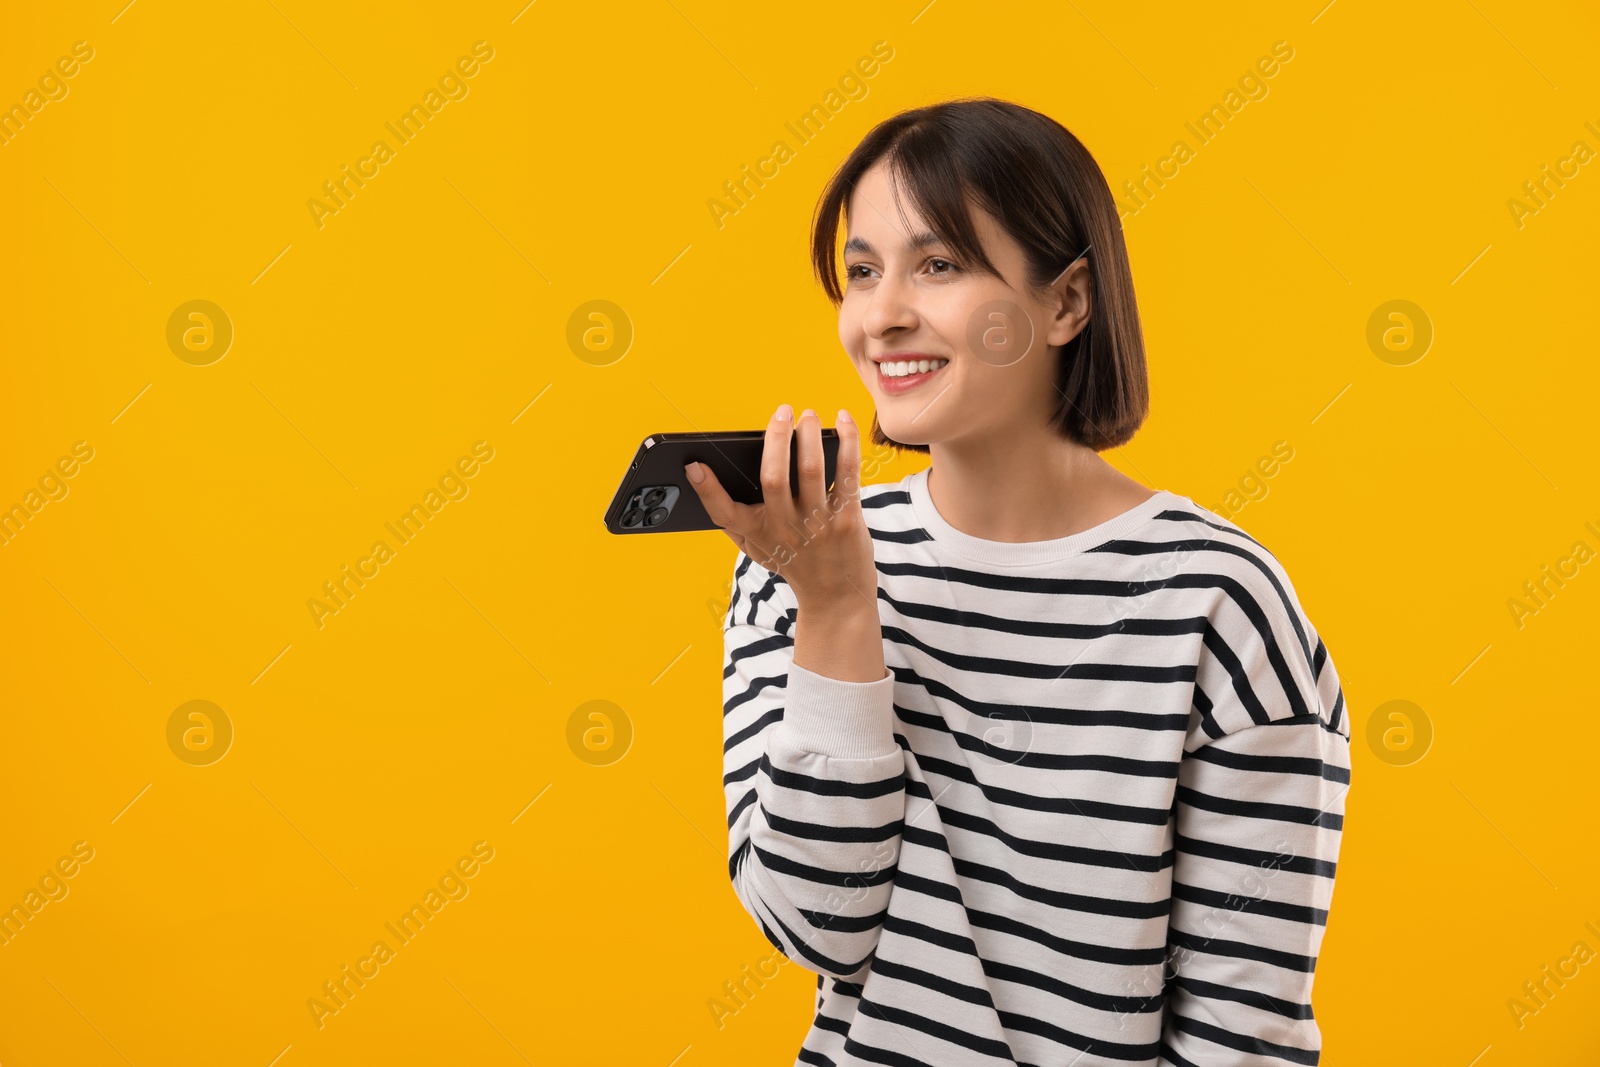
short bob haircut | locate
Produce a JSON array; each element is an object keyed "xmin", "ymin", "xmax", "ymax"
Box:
[{"xmin": 810, "ymin": 96, "xmax": 1148, "ymax": 454}]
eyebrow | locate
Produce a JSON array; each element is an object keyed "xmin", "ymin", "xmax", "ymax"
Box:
[{"xmin": 842, "ymin": 231, "xmax": 948, "ymax": 257}]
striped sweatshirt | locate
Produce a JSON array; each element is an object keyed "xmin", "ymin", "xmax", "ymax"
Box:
[{"xmin": 720, "ymin": 466, "xmax": 1351, "ymax": 1067}]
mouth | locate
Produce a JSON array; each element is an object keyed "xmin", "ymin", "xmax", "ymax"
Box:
[{"xmin": 874, "ymin": 356, "xmax": 950, "ymax": 395}]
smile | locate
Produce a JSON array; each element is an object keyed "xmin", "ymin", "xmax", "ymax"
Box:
[{"xmin": 877, "ymin": 358, "xmax": 949, "ymax": 394}]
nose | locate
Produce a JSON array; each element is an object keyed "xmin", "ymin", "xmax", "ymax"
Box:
[{"xmin": 860, "ymin": 268, "xmax": 920, "ymax": 338}]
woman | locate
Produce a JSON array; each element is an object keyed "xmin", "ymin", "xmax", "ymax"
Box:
[{"xmin": 684, "ymin": 97, "xmax": 1350, "ymax": 1067}]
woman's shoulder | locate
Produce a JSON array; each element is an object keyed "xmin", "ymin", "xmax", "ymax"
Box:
[
  {"xmin": 1151, "ymin": 493, "xmax": 1347, "ymax": 737},
  {"xmin": 1141, "ymin": 491, "xmax": 1307, "ymax": 596}
]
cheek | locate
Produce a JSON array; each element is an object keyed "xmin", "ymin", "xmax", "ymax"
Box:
[
  {"xmin": 958, "ymin": 292, "xmax": 1045, "ymax": 371},
  {"xmin": 837, "ymin": 301, "xmax": 865, "ymax": 353},
  {"xmin": 838, "ymin": 308, "xmax": 876, "ymax": 371},
  {"xmin": 938, "ymin": 300, "xmax": 980, "ymax": 356},
  {"xmin": 966, "ymin": 335, "xmax": 1047, "ymax": 399}
]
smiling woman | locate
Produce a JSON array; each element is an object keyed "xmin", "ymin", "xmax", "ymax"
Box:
[
  {"xmin": 813, "ymin": 98, "xmax": 1148, "ymax": 467},
  {"xmin": 694, "ymin": 96, "xmax": 1352, "ymax": 1067}
]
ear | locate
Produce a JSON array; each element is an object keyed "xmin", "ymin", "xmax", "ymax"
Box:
[{"xmin": 1042, "ymin": 257, "xmax": 1092, "ymax": 348}]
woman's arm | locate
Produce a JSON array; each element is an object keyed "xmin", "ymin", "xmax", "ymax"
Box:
[
  {"xmin": 722, "ymin": 550, "xmax": 906, "ymax": 982},
  {"xmin": 1158, "ymin": 584, "xmax": 1352, "ymax": 1065},
  {"xmin": 1159, "ymin": 715, "xmax": 1350, "ymax": 1064}
]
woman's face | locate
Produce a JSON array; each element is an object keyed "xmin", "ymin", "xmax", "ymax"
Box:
[{"xmin": 838, "ymin": 160, "xmax": 1089, "ymax": 451}]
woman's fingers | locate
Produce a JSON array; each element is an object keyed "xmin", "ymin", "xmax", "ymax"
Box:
[
  {"xmin": 795, "ymin": 409, "xmax": 826, "ymax": 519},
  {"xmin": 684, "ymin": 453, "xmax": 784, "ymax": 565},
  {"xmin": 683, "ymin": 460, "xmax": 746, "ymax": 541},
  {"xmin": 686, "ymin": 403, "xmax": 853, "ymax": 570},
  {"xmin": 832, "ymin": 408, "xmax": 861, "ymax": 509},
  {"xmin": 761, "ymin": 403, "xmax": 796, "ymax": 522}
]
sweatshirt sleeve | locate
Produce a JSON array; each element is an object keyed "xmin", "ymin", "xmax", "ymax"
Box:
[
  {"xmin": 1159, "ymin": 575, "xmax": 1352, "ymax": 1066},
  {"xmin": 721, "ymin": 550, "xmax": 907, "ymax": 981}
]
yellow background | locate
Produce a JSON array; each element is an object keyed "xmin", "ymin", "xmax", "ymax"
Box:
[{"xmin": 3, "ymin": 0, "xmax": 1598, "ymax": 1063}]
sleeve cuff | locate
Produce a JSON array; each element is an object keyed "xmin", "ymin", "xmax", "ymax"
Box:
[{"xmin": 777, "ymin": 660, "xmax": 897, "ymax": 760}]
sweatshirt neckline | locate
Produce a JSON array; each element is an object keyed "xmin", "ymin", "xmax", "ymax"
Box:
[{"xmin": 904, "ymin": 466, "xmax": 1181, "ymax": 567}]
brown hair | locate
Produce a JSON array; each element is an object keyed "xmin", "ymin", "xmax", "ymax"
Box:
[{"xmin": 810, "ymin": 96, "xmax": 1148, "ymax": 453}]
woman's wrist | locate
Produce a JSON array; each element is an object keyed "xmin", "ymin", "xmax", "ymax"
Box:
[{"xmin": 793, "ymin": 596, "xmax": 886, "ymax": 683}]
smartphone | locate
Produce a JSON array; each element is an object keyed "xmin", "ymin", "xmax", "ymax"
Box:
[{"xmin": 604, "ymin": 429, "xmax": 841, "ymax": 534}]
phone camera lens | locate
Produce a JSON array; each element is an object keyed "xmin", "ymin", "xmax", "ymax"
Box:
[
  {"xmin": 643, "ymin": 487, "xmax": 666, "ymax": 507},
  {"xmin": 622, "ymin": 508, "xmax": 644, "ymax": 528},
  {"xmin": 645, "ymin": 507, "xmax": 669, "ymax": 526}
]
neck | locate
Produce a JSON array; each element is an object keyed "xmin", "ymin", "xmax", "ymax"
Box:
[{"xmin": 925, "ymin": 424, "xmax": 1148, "ymax": 543}]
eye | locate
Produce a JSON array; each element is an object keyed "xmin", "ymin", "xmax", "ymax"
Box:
[{"xmin": 843, "ymin": 258, "xmax": 959, "ymax": 286}]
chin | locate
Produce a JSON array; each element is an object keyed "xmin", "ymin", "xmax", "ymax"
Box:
[{"xmin": 874, "ymin": 416, "xmax": 936, "ymax": 448}]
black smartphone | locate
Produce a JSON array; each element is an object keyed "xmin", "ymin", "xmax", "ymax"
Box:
[{"xmin": 604, "ymin": 429, "xmax": 842, "ymax": 534}]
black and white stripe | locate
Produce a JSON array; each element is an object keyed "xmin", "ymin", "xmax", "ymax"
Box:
[{"xmin": 722, "ymin": 469, "xmax": 1351, "ymax": 1066}]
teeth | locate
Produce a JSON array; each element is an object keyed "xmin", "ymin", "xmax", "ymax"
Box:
[{"xmin": 880, "ymin": 358, "xmax": 948, "ymax": 378}]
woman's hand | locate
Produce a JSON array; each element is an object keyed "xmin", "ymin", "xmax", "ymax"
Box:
[{"xmin": 684, "ymin": 404, "xmax": 878, "ymax": 618}]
